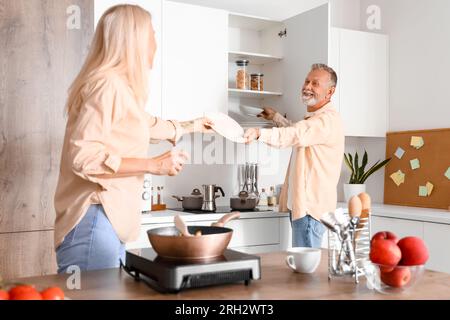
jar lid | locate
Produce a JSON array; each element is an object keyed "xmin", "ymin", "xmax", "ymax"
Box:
[
  {"xmin": 236, "ymin": 59, "xmax": 249, "ymax": 66},
  {"xmin": 251, "ymin": 73, "xmax": 264, "ymax": 76}
]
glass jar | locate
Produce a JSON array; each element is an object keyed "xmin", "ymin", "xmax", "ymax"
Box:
[
  {"xmin": 235, "ymin": 60, "xmax": 249, "ymax": 90},
  {"xmin": 250, "ymin": 73, "xmax": 264, "ymax": 91}
]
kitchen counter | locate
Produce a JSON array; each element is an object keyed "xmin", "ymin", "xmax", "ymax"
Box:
[
  {"xmin": 14, "ymin": 250, "xmax": 450, "ymax": 300},
  {"xmin": 338, "ymin": 202, "xmax": 450, "ymax": 225},
  {"xmin": 141, "ymin": 206, "xmax": 289, "ymax": 224}
]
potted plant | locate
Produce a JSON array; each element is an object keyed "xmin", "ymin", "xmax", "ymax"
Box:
[{"xmin": 343, "ymin": 150, "xmax": 391, "ymax": 202}]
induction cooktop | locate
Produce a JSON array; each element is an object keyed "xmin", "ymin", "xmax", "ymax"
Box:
[{"xmin": 121, "ymin": 248, "xmax": 261, "ymax": 293}]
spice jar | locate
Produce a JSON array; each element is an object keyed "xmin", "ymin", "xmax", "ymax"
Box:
[
  {"xmin": 235, "ymin": 60, "xmax": 249, "ymax": 90},
  {"xmin": 250, "ymin": 73, "xmax": 264, "ymax": 91}
]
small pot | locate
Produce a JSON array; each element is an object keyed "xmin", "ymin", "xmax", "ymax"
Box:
[
  {"xmin": 230, "ymin": 191, "xmax": 258, "ymax": 210},
  {"xmin": 343, "ymin": 184, "xmax": 366, "ymax": 203},
  {"xmin": 172, "ymin": 188, "xmax": 203, "ymax": 210}
]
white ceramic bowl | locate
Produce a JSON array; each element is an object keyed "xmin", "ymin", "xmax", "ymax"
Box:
[{"xmin": 239, "ymin": 105, "xmax": 263, "ymax": 117}]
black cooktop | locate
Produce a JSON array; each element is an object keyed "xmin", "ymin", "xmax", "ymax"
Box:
[
  {"xmin": 169, "ymin": 206, "xmax": 273, "ymax": 214},
  {"xmin": 122, "ymin": 248, "xmax": 261, "ymax": 293}
]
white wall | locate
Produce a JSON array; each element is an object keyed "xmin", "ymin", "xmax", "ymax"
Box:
[
  {"xmin": 360, "ymin": 0, "xmax": 450, "ymax": 131},
  {"xmin": 348, "ymin": 0, "xmax": 450, "ymax": 203}
]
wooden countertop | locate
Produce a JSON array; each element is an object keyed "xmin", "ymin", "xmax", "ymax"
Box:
[{"xmin": 13, "ymin": 251, "xmax": 450, "ymax": 300}]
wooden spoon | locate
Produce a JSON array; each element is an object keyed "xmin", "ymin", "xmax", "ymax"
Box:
[
  {"xmin": 212, "ymin": 211, "xmax": 241, "ymax": 227},
  {"xmin": 174, "ymin": 215, "xmax": 193, "ymax": 237}
]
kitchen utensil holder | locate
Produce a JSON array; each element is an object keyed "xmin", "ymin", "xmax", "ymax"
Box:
[{"xmin": 327, "ymin": 212, "xmax": 371, "ymax": 283}]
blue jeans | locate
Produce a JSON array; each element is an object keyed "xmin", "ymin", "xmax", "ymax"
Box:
[
  {"xmin": 56, "ymin": 204, "xmax": 125, "ymax": 274},
  {"xmin": 290, "ymin": 213, "xmax": 326, "ymax": 248}
]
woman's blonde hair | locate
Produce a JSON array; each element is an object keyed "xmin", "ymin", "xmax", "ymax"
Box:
[{"xmin": 66, "ymin": 4, "xmax": 153, "ymax": 113}]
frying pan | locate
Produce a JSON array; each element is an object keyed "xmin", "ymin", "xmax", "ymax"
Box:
[{"xmin": 147, "ymin": 212, "xmax": 240, "ymax": 260}]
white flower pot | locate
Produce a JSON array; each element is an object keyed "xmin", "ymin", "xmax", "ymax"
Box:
[{"xmin": 343, "ymin": 184, "xmax": 366, "ymax": 203}]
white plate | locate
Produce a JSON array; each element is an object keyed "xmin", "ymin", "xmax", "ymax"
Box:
[
  {"xmin": 205, "ymin": 112, "xmax": 246, "ymax": 143},
  {"xmin": 239, "ymin": 105, "xmax": 263, "ymax": 117}
]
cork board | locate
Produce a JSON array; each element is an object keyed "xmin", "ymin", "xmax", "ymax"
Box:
[{"xmin": 384, "ymin": 128, "xmax": 450, "ymax": 210}]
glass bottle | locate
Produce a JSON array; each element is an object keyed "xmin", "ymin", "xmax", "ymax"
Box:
[
  {"xmin": 157, "ymin": 186, "xmax": 161, "ymax": 205},
  {"xmin": 259, "ymin": 188, "xmax": 268, "ymax": 206},
  {"xmin": 268, "ymin": 186, "xmax": 277, "ymax": 206},
  {"xmin": 160, "ymin": 186, "xmax": 165, "ymax": 204}
]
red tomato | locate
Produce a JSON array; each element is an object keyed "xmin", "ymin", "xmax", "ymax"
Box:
[
  {"xmin": 0, "ymin": 290, "xmax": 10, "ymax": 300},
  {"xmin": 9, "ymin": 285, "xmax": 42, "ymax": 300},
  {"xmin": 40, "ymin": 287, "xmax": 65, "ymax": 300}
]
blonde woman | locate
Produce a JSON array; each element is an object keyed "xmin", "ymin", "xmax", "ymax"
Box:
[{"xmin": 54, "ymin": 4, "xmax": 211, "ymax": 273}]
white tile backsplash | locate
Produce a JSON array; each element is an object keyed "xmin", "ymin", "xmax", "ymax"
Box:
[{"xmin": 146, "ymin": 133, "xmax": 387, "ymax": 209}]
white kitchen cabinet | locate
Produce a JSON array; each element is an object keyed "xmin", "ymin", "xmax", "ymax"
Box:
[
  {"xmin": 126, "ymin": 216, "xmax": 291, "ymax": 254},
  {"xmin": 228, "ymin": 4, "xmax": 330, "ymax": 125},
  {"xmin": 371, "ymin": 216, "xmax": 423, "ymax": 239},
  {"xmin": 329, "ymin": 28, "xmax": 388, "ymax": 137},
  {"xmin": 371, "ymin": 215, "xmax": 450, "ymax": 274},
  {"xmin": 423, "ymin": 222, "xmax": 450, "ymax": 273},
  {"xmin": 94, "ymin": 0, "xmax": 163, "ymax": 118},
  {"xmin": 162, "ymin": 1, "xmax": 228, "ymax": 121}
]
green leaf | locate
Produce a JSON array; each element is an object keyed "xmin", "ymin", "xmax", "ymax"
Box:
[
  {"xmin": 360, "ymin": 158, "xmax": 392, "ymax": 183},
  {"xmin": 344, "ymin": 154, "xmax": 354, "ymax": 173},
  {"xmin": 344, "ymin": 154, "xmax": 356, "ymax": 184},
  {"xmin": 354, "ymin": 152, "xmax": 359, "ymax": 181},
  {"xmin": 361, "ymin": 150, "xmax": 368, "ymax": 172}
]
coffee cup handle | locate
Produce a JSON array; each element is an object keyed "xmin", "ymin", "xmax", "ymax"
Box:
[{"xmin": 285, "ymin": 255, "xmax": 296, "ymax": 271}]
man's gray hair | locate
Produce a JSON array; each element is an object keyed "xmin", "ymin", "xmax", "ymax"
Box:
[{"xmin": 311, "ymin": 63, "xmax": 338, "ymax": 87}]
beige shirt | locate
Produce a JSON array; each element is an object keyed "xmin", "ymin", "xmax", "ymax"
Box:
[
  {"xmin": 54, "ymin": 73, "xmax": 182, "ymax": 248},
  {"xmin": 260, "ymin": 103, "xmax": 344, "ymax": 222}
]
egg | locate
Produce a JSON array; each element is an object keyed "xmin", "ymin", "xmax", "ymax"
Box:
[
  {"xmin": 358, "ymin": 192, "xmax": 371, "ymax": 215},
  {"xmin": 348, "ymin": 195, "xmax": 362, "ymax": 218}
]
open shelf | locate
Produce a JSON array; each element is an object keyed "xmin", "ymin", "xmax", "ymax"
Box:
[
  {"xmin": 228, "ymin": 88, "xmax": 282, "ymax": 99},
  {"xmin": 228, "ymin": 51, "xmax": 282, "ymax": 65}
]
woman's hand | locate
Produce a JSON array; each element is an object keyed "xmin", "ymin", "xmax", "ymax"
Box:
[
  {"xmin": 150, "ymin": 150, "xmax": 189, "ymax": 176},
  {"xmin": 180, "ymin": 117, "xmax": 214, "ymax": 134}
]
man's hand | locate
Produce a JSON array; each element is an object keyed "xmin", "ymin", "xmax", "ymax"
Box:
[
  {"xmin": 244, "ymin": 128, "xmax": 260, "ymax": 144},
  {"xmin": 257, "ymin": 107, "xmax": 277, "ymax": 121}
]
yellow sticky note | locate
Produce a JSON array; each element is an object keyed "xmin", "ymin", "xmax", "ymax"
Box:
[
  {"xmin": 445, "ymin": 167, "xmax": 450, "ymax": 180},
  {"xmin": 419, "ymin": 186, "xmax": 428, "ymax": 197},
  {"xmin": 390, "ymin": 170, "xmax": 405, "ymax": 187},
  {"xmin": 410, "ymin": 136, "xmax": 424, "ymax": 149},
  {"xmin": 410, "ymin": 158, "xmax": 420, "ymax": 170},
  {"xmin": 426, "ymin": 182, "xmax": 434, "ymax": 196}
]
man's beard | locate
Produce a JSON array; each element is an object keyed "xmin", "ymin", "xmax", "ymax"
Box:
[{"xmin": 302, "ymin": 95, "xmax": 318, "ymax": 106}]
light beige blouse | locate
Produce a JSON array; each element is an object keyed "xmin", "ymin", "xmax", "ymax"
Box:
[{"xmin": 54, "ymin": 73, "xmax": 182, "ymax": 248}]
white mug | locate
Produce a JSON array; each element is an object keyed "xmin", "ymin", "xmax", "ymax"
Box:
[{"xmin": 285, "ymin": 247, "xmax": 321, "ymax": 273}]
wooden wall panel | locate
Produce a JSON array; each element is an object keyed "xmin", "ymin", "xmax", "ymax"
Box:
[
  {"xmin": 0, "ymin": 0, "xmax": 93, "ymax": 278},
  {"xmin": 0, "ymin": 0, "xmax": 93, "ymax": 233},
  {"xmin": 0, "ymin": 230, "xmax": 56, "ymax": 280}
]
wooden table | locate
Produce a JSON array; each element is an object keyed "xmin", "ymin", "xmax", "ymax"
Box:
[{"xmin": 13, "ymin": 251, "xmax": 450, "ymax": 300}]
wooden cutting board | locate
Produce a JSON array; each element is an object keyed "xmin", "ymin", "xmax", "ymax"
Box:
[{"xmin": 384, "ymin": 128, "xmax": 450, "ymax": 210}]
